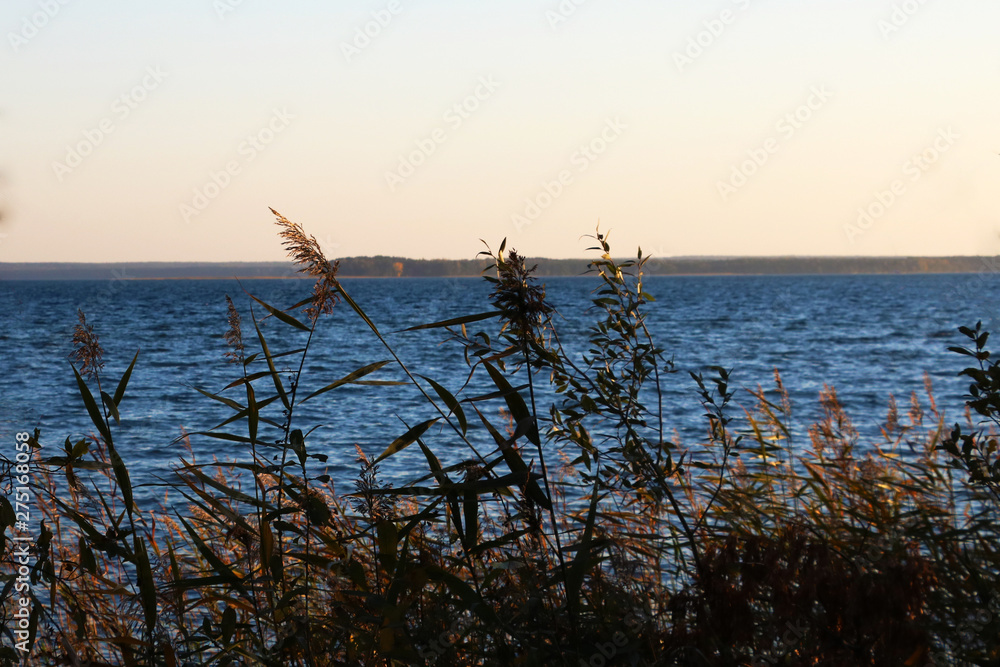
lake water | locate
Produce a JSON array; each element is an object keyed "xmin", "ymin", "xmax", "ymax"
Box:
[{"xmin": 2, "ymin": 274, "xmax": 999, "ymax": 503}]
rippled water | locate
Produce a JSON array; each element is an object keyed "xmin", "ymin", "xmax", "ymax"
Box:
[{"xmin": 2, "ymin": 274, "xmax": 999, "ymax": 502}]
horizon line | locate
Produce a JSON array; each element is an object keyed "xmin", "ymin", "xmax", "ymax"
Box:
[{"xmin": 4, "ymin": 253, "xmax": 1000, "ymax": 266}]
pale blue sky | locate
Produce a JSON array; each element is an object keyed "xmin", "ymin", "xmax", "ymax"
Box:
[{"xmin": 2, "ymin": 0, "xmax": 998, "ymax": 261}]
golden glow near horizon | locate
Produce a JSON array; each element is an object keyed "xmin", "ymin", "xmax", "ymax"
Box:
[{"xmin": 1, "ymin": 0, "xmax": 998, "ymax": 262}]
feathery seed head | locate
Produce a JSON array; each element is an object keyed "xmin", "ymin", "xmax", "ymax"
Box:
[
  {"xmin": 70, "ymin": 309, "xmax": 104, "ymax": 378},
  {"xmin": 223, "ymin": 295, "xmax": 245, "ymax": 364},
  {"xmin": 271, "ymin": 208, "xmax": 340, "ymax": 321},
  {"xmin": 486, "ymin": 247, "xmax": 553, "ymax": 346}
]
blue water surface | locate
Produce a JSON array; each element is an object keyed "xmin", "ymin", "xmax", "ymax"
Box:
[{"xmin": 2, "ymin": 273, "xmax": 998, "ymax": 503}]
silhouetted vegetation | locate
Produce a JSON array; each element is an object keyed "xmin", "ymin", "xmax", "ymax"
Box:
[{"xmin": 3, "ymin": 212, "xmax": 1000, "ymax": 665}]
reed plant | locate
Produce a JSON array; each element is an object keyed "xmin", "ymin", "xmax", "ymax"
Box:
[{"xmin": 3, "ymin": 211, "xmax": 1000, "ymax": 665}]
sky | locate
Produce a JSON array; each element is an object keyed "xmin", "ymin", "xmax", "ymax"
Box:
[{"xmin": 1, "ymin": 0, "xmax": 998, "ymax": 262}]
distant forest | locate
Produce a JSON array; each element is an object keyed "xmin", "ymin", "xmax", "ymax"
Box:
[{"xmin": 2, "ymin": 255, "xmax": 1000, "ymax": 280}]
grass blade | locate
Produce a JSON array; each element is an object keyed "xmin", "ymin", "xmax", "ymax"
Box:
[
  {"xmin": 400, "ymin": 311, "xmax": 498, "ymax": 332},
  {"xmin": 247, "ymin": 292, "xmax": 311, "ymax": 332},
  {"xmin": 420, "ymin": 375, "xmax": 468, "ymax": 435},
  {"xmin": 113, "ymin": 350, "xmax": 140, "ymax": 406},
  {"xmin": 299, "ymin": 360, "xmax": 396, "ymax": 404},
  {"xmin": 72, "ymin": 365, "xmax": 112, "ymax": 444},
  {"xmin": 374, "ymin": 418, "xmax": 439, "ymax": 464},
  {"xmin": 251, "ymin": 308, "xmax": 290, "ymax": 410}
]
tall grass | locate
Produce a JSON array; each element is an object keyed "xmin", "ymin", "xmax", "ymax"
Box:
[{"xmin": 2, "ymin": 212, "xmax": 1000, "ymax": 665}]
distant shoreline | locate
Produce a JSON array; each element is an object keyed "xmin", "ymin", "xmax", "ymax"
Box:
[{"xmin": 2, "ymin": 256, "xmax": 999, "ymax": 280}]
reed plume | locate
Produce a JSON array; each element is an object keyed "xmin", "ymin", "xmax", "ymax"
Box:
[
  {"xmin": 485, "ymin": 246, "xmax": 552, "ymax": 347},
  {"xmin": 24, "ymin": 223, "xmax": 1000, "ymax": 666},
  {"xmin": 271, "ymin": 207, "xmax": 340, "ymax": 321},
  {"xmin": 70, "ymin": 308, "xmax": 104, "ymax": 377},
  {"xmin": 222, "ymin": 295, "xmax": 245, "ymax": 364}
]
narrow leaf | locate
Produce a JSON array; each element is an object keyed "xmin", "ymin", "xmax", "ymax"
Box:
[
  {"xmin": 134, "ymin": 536, "xmax": 158, "ymax": 633},
  {"xmin": 374, "ymin": 419, "xmax": 439, "ymax": 463},
  {"xmin": 401, "ymin": 311, "xmax": 499, "ymax": 332},
  {"xmin": 101, "ymin": 390, "xmax": 121, "ymax": 425},
  {"xmin": 113, "ymin": 350, "xmax": 140, "ymax": 406},
  {"xmin": 72, "ymin": 365, "xmax": 112, "ymax": 444},
  {"xmin": 566, "ymin": 479, "xmax": 603, "ymax": 614},
  {"xmin": 299, "ymin": 360, "xmax": 396, "ymax": 404},
  {"xmin": 247, "ymin": 293, "xmax": 311, "ymax": 332},
  {"xmin": 420, "ymin": 375, "xmax": 468, "ymax": 435},
  {"xmin": 246, "ymin": 382, "xmax": 258, "ymax": 443},
  {"xmin": 483, "ymin": 361, "xmax": 539, "ymax": 446},
  {"xmin": 251, "ymin": 309, "xmax": 290, "ymax": 410}
]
